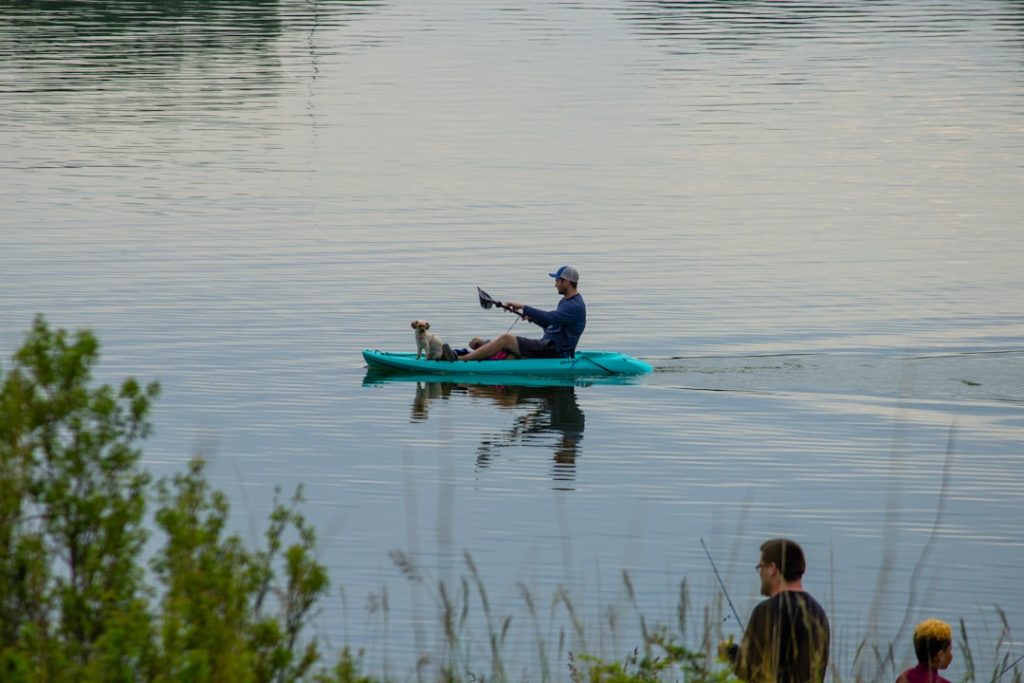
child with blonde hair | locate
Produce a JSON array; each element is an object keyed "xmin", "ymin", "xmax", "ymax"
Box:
[{"xmin": 897, "ymin": 619, "xmax": 954, "ymax": 683}]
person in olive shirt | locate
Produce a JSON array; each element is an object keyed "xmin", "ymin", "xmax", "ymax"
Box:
[{"xmin": 720, "ymin": 538, "xmax": 831, "ymax": 683}]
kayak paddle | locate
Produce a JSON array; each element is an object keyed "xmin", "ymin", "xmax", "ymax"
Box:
[{"xmin": 478, "ymin": 287, "xmax": 530, "ymax": 321}]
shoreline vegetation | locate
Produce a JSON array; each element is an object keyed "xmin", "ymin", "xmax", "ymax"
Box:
[{"xmin": 1, "ymin": 317, "xmax": 1019, "ymax": 682}]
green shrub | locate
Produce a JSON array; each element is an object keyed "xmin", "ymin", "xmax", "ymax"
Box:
[{"xmin": 0, "ymin": 316, "xmax": 348, "ymax": 683}]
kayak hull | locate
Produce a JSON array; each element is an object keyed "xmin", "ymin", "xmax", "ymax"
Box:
[{"xmin": 362, "ymin": 349, "xmax": 652, "ymax": 377}]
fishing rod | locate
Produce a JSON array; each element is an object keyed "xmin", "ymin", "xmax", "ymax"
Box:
[{"xmin": 700, "ymin": 538, "xmax": 746, "ymax": 633}]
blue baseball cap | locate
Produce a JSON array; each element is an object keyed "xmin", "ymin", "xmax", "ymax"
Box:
[{"xmin": 549, "ymin": 265, "xmax": 580, "ymax": 283}]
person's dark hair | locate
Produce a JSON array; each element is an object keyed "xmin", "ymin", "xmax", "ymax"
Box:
[
  {"xmin": 760, "ymin": 538, "xmax": 806, "ymax": 582},
  {"xmin": 912, "ymin": 619, "xmax": 952, "ymax": 666}
]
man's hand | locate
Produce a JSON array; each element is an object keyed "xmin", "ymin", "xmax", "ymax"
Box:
[
  {"xmin": 717, "ymin": 636, "xmax": 739, "ymax": 663},
  {"xmin": 506, "ymin": 301, "xmax": 524, "ymax": 312}
]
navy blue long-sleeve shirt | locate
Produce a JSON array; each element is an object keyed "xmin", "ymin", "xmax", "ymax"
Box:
[{"xmin": 522, "ymin": 293, "xmax": 586, "ymax": 357}]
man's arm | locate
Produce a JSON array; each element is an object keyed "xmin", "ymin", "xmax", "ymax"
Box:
[
  {"xmin": 522, "ymin": 297, "xmax": 584, "ymax": 328},
  {"xmin": 505, "ymin": 302, "xmax": 561, "ymax": 329},
  {"xmin": 722, "ymin": 601, "xmax": 772, "ymax": 683}
]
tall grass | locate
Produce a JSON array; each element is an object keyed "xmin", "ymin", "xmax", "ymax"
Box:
[
  {"xmin": 313, "ymin": 424, "xmax": 1024, "ymax": 682},
  {"xmin": 323, "ymin": 549, "xmax": 1020, "ymax": 683}
]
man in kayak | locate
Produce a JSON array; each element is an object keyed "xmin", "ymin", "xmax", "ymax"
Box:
[
  {"xmin": 448, "ymin": 265, "xmax": 586, "ymax": 361},
  {"xmin": 718, "ymin": 538, "xmax": 830, "ymax": 683}
]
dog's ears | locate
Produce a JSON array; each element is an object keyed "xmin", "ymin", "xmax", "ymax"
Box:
[
  {"xmin": 423, "ymin": 321, "xmax": 430, "ymax": 330},
  {"xmin": 411, "ymin": 321, "xmax": 417, "ymax": 328}
]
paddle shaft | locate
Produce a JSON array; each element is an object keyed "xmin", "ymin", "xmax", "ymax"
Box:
[
  {"xmin": 478, "ymin": 287, "xmax": 531, "ymax": 321},
  {"xmin": 497, "ymin": 301, "xmax": 529, "ymax": 320}
]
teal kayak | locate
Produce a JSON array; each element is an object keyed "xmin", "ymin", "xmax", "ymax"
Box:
[{"xmin": 361, "ymin": 349, "xmax": 652, "ymax": 377}]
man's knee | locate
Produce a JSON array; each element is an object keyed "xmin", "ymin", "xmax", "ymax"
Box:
[{"xmin": 499, "ymin": 334, "xmax": 521, "ymax": 354}]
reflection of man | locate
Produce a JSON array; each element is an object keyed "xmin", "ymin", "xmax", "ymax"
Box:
[
  {"xmin": 551, "ymin": 432, "xmax": 581, "ymax": 486},
  {"xmin": 468, "ymin": 384, "xmax": 584, "ymax": 477},
  {"xmin": 720, "ymin": 538, "xmax": 830, "ymax": 683},
  {"xmin": 404, "ymin": 380, "xmax": 586, "ymax": 480}
]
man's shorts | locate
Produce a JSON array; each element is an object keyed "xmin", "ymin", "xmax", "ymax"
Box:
[{"xmin": 516, "ymin": 337, "xmax": 561, "ymax": 359}]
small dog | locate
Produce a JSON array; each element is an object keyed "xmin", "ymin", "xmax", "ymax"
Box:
[{"xmin": 411, "ymin": 320, "xmax": 445, "ymax": 360}]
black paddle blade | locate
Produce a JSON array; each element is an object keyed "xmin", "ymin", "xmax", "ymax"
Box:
[{"xmin": 477, "ymin": 287, "xmax": 497, "ymax": 310}]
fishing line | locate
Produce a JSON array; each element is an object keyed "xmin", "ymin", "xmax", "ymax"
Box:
[{"xmin": 700, "ymin": 538, "xmax": 746, "ymax": 633}]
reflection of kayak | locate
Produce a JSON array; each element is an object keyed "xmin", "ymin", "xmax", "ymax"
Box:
[
  {"xmin": 362, "ymin": 368, "xmax": 638, "ymax": 388},
  {"xmin": 361, "ymin": 349, "xmax": 652, "ymax": 378}
]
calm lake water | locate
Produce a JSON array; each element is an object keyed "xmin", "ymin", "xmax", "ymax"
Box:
[{"xmin": 2, "ymin": 0, "xmax": 1022, "ymax": 679}]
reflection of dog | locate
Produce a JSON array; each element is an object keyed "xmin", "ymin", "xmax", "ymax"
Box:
[
  {"xmin": 411, "ymin": 380, "xmax": 454, "ymax": 421},
  {"xmin": 411, "ymin": 320, "xmax": 445, "ymax": 360}
]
